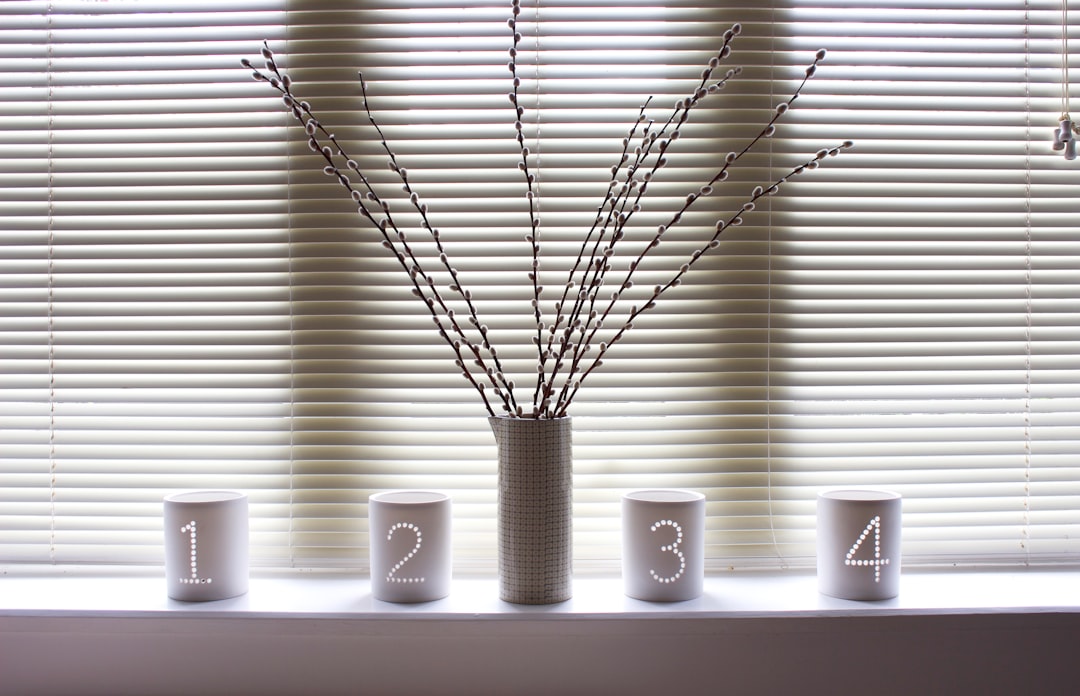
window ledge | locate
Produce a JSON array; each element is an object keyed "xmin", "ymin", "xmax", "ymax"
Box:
[
  {"xmin": 2, "ymin": 568, "xmax": 1079, "ymax": 695},
  {"xmin": 1, "ymin": 566, "xmax": 1078, "ymax": 619}
]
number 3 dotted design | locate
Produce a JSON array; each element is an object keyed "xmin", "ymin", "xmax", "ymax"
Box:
[
  {"xmin": 386, "ymin": 521, "xmax": 425, "ymax": 584},
  {"xmin": 179, "ymin": 520, "xmax": 212, "ymax": 585},
  {"xmin": 845, "ymin": 515, "xmax": 890, "ymax": 583},
  {"xmin": 649, "ymin": 519, "xmax": 686, "ymax": 584}
]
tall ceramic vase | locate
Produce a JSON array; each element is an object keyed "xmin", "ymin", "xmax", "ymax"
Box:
[{"xmin": 488, "ymin": 415, "xmax": 573, "ymax": 604}]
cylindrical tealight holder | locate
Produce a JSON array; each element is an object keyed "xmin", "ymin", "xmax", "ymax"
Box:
[
  {"xmin": 368, "ymin": 490, "xmax": 452, "ymax": 603},
  {"xmin": 163, "ymin": 491, "xmax": 249, "ymax": 602},
  {"xmin": 817, "ymin": 489, "xmax": 902, "ymax": 601},
  {"xmin": 622, "ymin": 489, "xmax": 705, "ymax": 602}
]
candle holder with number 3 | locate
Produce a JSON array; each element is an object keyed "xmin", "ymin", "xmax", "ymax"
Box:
[{"xmin": 622, "ymin": 489, "xmax": 705, "ymax": 602}]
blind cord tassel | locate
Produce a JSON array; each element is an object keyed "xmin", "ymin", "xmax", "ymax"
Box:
[{"xmin": 1053, "ymin": 0, "xmax": 1076, "ymax": 158}]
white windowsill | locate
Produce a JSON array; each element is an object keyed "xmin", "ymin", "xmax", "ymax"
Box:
[
  {"xmin": 3, "ymin": 567, "xmax": 1079, "ymax": 696},
  {"xmin": 1, "ymin": 566, "xmax": 1078, "ymax": 619}
]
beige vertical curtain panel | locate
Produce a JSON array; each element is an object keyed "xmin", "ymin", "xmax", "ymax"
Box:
[{"xmin": 1, "ymin": 0, "xmax": 1078, "ymax": 572}]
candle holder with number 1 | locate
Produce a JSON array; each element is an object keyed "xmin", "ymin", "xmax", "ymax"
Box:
[{"xmin": 163, "ymin": 491, "xmax": 249, "ymax": 602}]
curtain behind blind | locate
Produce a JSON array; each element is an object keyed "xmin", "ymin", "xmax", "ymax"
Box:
[{"xmin": 2, "ymin": 0, "xmax": 1079, "ymax": 572}]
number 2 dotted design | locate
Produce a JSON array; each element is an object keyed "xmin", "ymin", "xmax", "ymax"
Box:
[
  {"xmin": 845, "ymin": 515, "xmax": 890, "ymax": 582},
  {"xmin": 180, "ymin": 520, "xmax": 212, "ymax": 585},
  {"xmin": 649, "ymin": 519, "xmax": 686, "ymax": 584},
  {"xmin": 386, "ymin": 522, "xmax": 425, "ymax": 584}
]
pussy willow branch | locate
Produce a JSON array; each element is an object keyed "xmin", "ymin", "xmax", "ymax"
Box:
[
  {"xmin": 525, "ymin": 100, "xmax": 658, "ymax": 416},
  {"xmin": 548, "ymin": 49, "xmax": 846, "ymax": 416},
  {"xmin": 243, "ymin": 46, "xmax": 508, "ymax": 416},
  {"xmin": 507, "ymin": 0, "xmax": 546, "ymax": 416},
  {"xmin": 544, "ymin": 47, "xmax": 746, "ymax": 415},
  {"xmin": 522, "ymin": 25, "xmax": 744, "ymax": 418},
  {"xmin": 552, "ymin": 140, "xmax": 853, "ymax": 418},
  {"xmin": 244, "ymin": 12, "xmax": 850, "ymax": 419},
  {"xmin": 355, "ymin": 76, "xmax": 521, "ymax": 415}
]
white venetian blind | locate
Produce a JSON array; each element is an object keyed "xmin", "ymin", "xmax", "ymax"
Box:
[
  {"xmin": 0, "ymin": 0, "xmax": 294, "ymax": 566},
  {"xmin": 2, "ymin": 0, "xmax": 1079, "ymax": 573},
  {"xmin": 765, "ymin": 0, "xmax": 1080, "ymax": 566}
]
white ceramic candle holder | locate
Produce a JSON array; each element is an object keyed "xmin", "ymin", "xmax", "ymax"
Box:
[
  {"xmin": 622, "ymin": 489, "xmax": 705, "ymax": 602},
  {"xmin": 368, "ymin": 490, "xmax": 452, "ymax": 603},
  {"xmin": 816, "ymin": 489, "xmax": 902, "ymax": 601},
  {"xmin": 163, "ymin": 490, "xmax": 249, "ymax": 602}
]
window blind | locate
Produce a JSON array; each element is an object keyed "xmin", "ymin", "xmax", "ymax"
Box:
[
  {"xmin": 0, "ymin": 0, "xmax": 294, "ymax": 565},
  {"xmin": 1, "ymin": 0, "xmax": 1078, "ymax": 573},
  {"xmin": 768, "ymin": 0, "xmax": 1080, "ymax": 566}
]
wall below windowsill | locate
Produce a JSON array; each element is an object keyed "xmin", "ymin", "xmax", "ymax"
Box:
[{"xmin": 2, "ymin": 567, "xmax": 1078, "ymax": 695}]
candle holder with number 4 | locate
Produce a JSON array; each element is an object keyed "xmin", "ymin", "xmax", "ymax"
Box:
[{"xmin": 816, "ymin": 489, "xmax": 901, "ymax": 601}]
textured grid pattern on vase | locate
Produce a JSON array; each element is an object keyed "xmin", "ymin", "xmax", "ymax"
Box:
[{"xmin": 490, "ymin": 416, "xmax": 573, "ymax": 604}]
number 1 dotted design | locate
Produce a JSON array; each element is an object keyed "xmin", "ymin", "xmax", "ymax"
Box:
[
  {"xmin": 386, "ymin": 521, "xmax": 425, "ymax": 584},
  {"xmin": 179, "ymin": 520, "xmax": 212, "ymax": 585},
  {"xmin": 649, "ymin": 519, "xmax": 686, "ymax": 584},
  {"xmin": 845, "ymin": 515, "xmax": 890, "ymax": 583}
]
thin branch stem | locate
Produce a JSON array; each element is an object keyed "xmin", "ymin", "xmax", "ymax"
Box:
[
  {"xmin": 508, "ymin": 1, "xmax": 546, "ymax": 417},
  {"xmin": 554, "ymin": 140, "xmax": 854, "ymax": 417},
  {"xmin": 357, "ymin": 75, "xmax": 520, "ymax": 414},
  {"xmin": 245, "ymin": 47, "xmax": 505, "ymax": 416},
  {"xmin": 243, "ymin": 22, "xmax": 849, "ymax": 419}
]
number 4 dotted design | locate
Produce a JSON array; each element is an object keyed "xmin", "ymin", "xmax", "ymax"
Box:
[
  {"xmin": 845, "ymin": 515, "xmax": 890, "ymax": 582},
  {"xmin": 649, "ymin": 519, "xmax": 686, "ymax": 584},
  {"xmin": 386, "ymin": 522, "xmax": 425, "ymax": 584}
]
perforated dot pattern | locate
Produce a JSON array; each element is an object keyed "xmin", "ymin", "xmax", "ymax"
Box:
[
  {"xmin": 179, "ymin": 520, "xmax": 212, "ymax": 585},
  {"xmin": 844, "ymin": 515, "xmax": 890, "ymax": 583}
]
